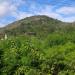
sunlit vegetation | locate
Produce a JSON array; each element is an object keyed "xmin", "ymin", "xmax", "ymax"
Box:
[{"xmin": 0, "ymin": 32, "xmax": 75, "ymax": 75}]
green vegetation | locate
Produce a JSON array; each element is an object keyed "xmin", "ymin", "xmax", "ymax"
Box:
[
  {"xmin": 0, "ymin": 15, "xmax": 75, "ymax": 75},
  {"xmin": 0, "ymin": 33, "xmax": 75, "ymax": 75}
]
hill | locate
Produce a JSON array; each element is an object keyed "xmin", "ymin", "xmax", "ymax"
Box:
[
  {"xmin": 0, "ymin": 15, "xmax": 73, "ymax": 37},
  {"xmin": 1, "ymin": 15, "xmax": 75, "ymax": 75}
]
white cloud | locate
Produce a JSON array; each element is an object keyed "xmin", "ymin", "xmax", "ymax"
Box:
[
  {"xmin": 37, "ymin": 6, "xmax": 60, "ymax": 19},
  {"xmin": 0, "ymin": 1, "xmax": 17, "ymax": 18},
  {"xmin": 0, "ymin": 23, "xmax": 5, "ymax": 27},
  {"xmin": 11, "ymin": 0, "xmax": 26, "ymax": 6},
  {"xmin": 14, "ymin": 5, "xmax": 61, "ymax": 20},
  {"xmin": 14, "ymin": 12, "xmax": 33, "ymax": 20},
  {"xmin": 27, "ymin": 4, "xmax": 60, "ymax": 19},
  {"xmin": 10, "ymin": 4, "xmax": 75, "ymax": 22},
  {"xmin": 56, "ymin": 6, "xmax": 75, "ymax": 15},
  {"xmin": 37, "ymin": 6, "xmax": 75, "ymax": 22},
  {"xmin": 61, "ymin": 16, "xmax": 75, "ymax": 22},
  {"xmin": 0, "ymin": 0, "xmax": 75, "ymax": 27},
  {"xmin": 0, "ymin": 0, "xmax": 25, "ymax": 18},
  {"xmin": 0, "ymin": 1, "xmax": 10, "ymax": 17}
]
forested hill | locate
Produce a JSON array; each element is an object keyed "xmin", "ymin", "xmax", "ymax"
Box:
[
  {"xmin": 1, "ymin": 15, "xmax": 75, "ymax": 75},
  {"xmin": 0, "ymin": 15, "xmax": 75, "ymax": 37}
]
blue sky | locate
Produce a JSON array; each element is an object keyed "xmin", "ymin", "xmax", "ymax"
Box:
[{"xmin": 0, "ymin": 0, "xmax": 75, "ymax": 27}]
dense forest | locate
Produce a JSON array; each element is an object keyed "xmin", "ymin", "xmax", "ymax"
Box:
[{"xmin": 0, "ymin": 15, "xmax": 75, "ymax": 75}]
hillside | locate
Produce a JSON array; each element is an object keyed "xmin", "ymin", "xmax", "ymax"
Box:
[
  {"xmin": 1, "ymin": 15, "xmax": 75, "ymax": 75},
  {"xmin": 1, "ymin": 15, "xmax": 74, "ymax": 37}
]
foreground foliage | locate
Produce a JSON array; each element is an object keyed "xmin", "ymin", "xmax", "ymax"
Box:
[{"xmin": 0, "ymin": 33, "xmax": 75, "ymax": 75}]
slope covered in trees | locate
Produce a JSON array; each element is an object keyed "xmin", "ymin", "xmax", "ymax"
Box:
[
  {"xmin": 0, "ymin": 15, "xmax": 75, "ymax": 37},
  {"xmin": 0, "ymin": 15, "xmax": 75, "ymax": 75}
]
